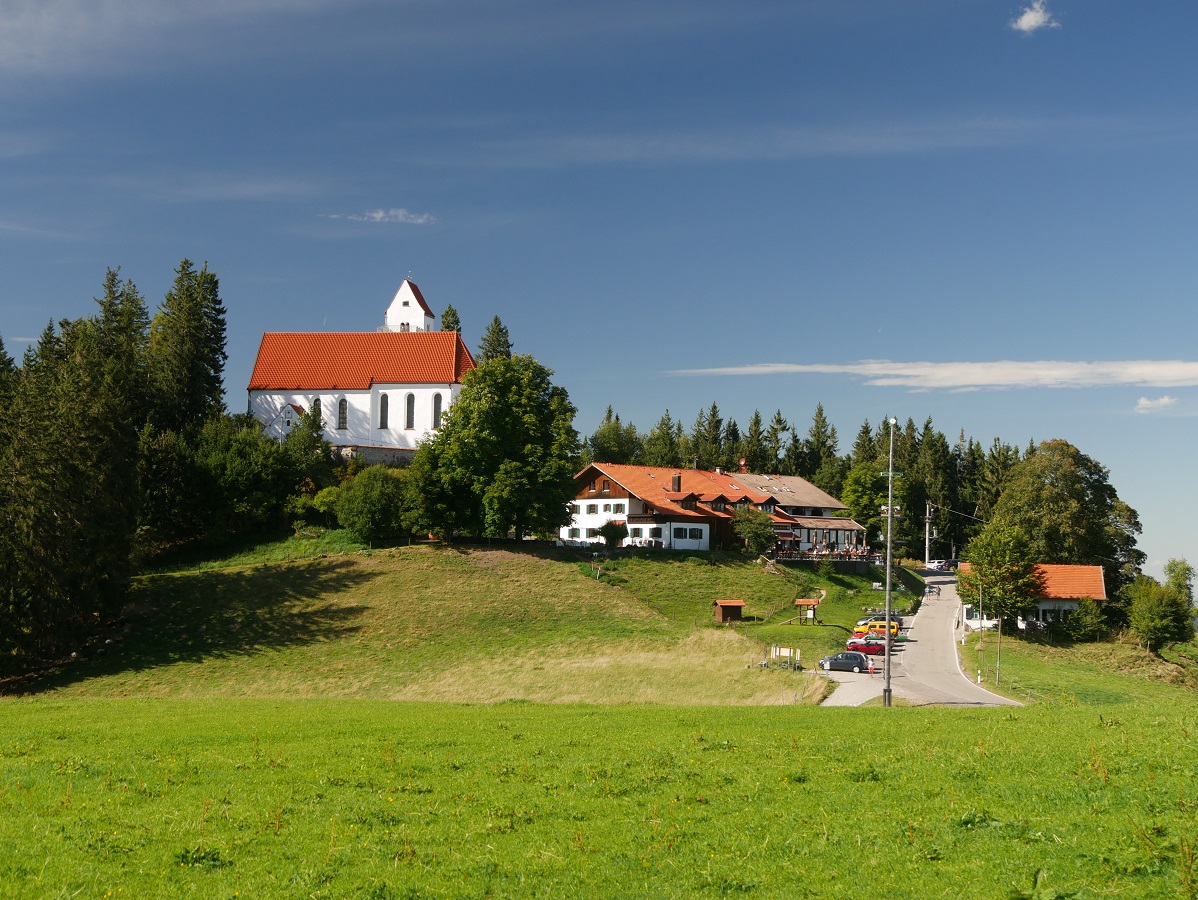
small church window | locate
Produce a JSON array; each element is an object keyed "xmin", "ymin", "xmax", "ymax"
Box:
[
  {"xmin": 433, "ymin": 393, "xmax": 443, "ymax": 429},
  {"xmin": 379, "ymin": 394, "xmax": 389, "ymax": 429},
  {"xmin": 337, "ymin": 398, "xmax": 348, "ymax": 430},
  {"xmin": 311, "ymin": 399, "xmax": 321, "ymax": 425},
  {"xmin": 405, "ymin": 394, "xmax": 415, "ymax": 430},
  {"xmin": 399, "ymin": 323, "xmax": 410, "ymax": 332}
]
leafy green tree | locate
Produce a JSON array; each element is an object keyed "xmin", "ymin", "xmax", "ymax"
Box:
[
  {"xmin": 336, "ymin": 466, "xmax": 410, "ymax": 543},
  {"xmin": 840, "ymin": 463, "xmax": 888, "ymax": 546},
  {"xmin": 1127, "ymin": 571, "xmax": 1195, "ymax": 652},
  {"xmin": 477, "ymin": 315, "xmax": 513, "ymax": 363},
  {"xmin": 957, "ymin": 523, "xmax": 1044, "ymax": 622},
  {"xmin": 283, "ymin": 406, "xmax": 335, "ymax": 492},
  {"xmin": 986, "ymin": 439, "xmax": 1144, "ymax": 597},
  {"xmin": 440, "ymin": 303, "xmax": 461, "ymax": 333},
  {"xmin": 408, "ymin": 354, "xmax": 579, "ymax": 539},
  {"xmin": 1065, "ymin": 596, "xmax": 1107, "ymax": 642},
  {"xmin": 147, "ymin": 259, "xmax": 227, "ymax": 433},
  {"xmin": 598, "ymin": 520, "xmax": 629, "ymax": 549},
  {"xmin": 733, "ymin": 506, "xmax": 777, "ymax": 556},
  {"xmin": 584, "ymin": 406, "xmax": 642, "ymax": 465}
]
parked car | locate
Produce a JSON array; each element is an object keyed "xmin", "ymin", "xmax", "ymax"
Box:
[
  {"xmin": 819, "ymin": 651, "xmax": 870, "ymax": 673},
  {"xmin": 857, "ymin": 613, "xmax": 904, "ymax": 628},
  {"xmin": 845, "ymin": 638, "xmax": 887, "ymax": 655},
  {"xmin": 852, "ymin": 621, "xmax": 899, "ymax": 639},
  {"xmin": 927, "ymin": 559, "xmax": 948, "ymax": 571}
]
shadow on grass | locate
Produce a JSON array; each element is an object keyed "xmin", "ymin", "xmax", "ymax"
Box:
[{"xmin": 5, "ymin": 557, "xmax": 378, "ymax": 696}]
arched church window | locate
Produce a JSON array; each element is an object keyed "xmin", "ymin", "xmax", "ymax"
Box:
[
  {"xmin": 311, "ymin": 399, "xmax": 322, "ymax": 425},
  {"xmin": 405, "ymin": 393, "xmax": 415, "ymax": 430},
  {"xmin": 337, "ymin": 398, "xmax": 348, "ymax": 430},
  {"xmin": 432, "ymin": 393, "xmax": 443, "ymax": 429},
  {"xmin": 379, "ymin": 394, "xmax": 389, "ymax": 429}
]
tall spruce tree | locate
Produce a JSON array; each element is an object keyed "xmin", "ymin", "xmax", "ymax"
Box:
[
  {"xmin": 642, "ymin": 410, "xmax": 683, "ymax": 467},
  {"xmin": 477, "ymin": 315, "xmax": 513, "ymax": 363},
  {"xmin": 148, "ymin": 259, "xmax": 227, "ymax": 434},
  {"xmin": 440, "ymin": 303, "xmax": 461, "ymax": 333}
]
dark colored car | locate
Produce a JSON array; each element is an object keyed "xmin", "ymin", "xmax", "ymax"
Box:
[
  {"xmin": 845, "ymin": 638, "xmax": 887, "ymax": 655},
  {"xmin": 819, "ymin": 651, "xmax": 870, "ymax": 673}
]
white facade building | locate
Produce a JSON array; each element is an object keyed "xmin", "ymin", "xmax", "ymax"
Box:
[{"xmin": 247, "ymin": 280, "xmax": 475, "ymax": 460}]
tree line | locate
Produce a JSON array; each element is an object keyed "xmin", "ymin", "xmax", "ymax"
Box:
[
  {"xmin": 577, "ymin": 402, "xmax": 1189, "ymax": 639},
  {"xmin": 0, "ymin": 268, "xmax": 571, "ymax": 675},
  {"xmin": 1, "ymin": 263, "xmax": 1187, "ymax": 672}
]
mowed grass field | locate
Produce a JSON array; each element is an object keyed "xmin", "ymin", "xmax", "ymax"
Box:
[{"xmin": 4, "ymin": 539, "xmax": 1198, "ymax": 898}]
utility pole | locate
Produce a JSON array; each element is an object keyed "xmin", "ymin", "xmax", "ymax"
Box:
[
  {"xmin": 924, "ymin": 501, "xmax": 931, "ymax": 564},
  {"xmin": 884, "ymin": 417, "xmax": 897, "ymax": 708}
]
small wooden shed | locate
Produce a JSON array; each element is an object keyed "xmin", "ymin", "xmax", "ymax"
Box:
[{"xmin": 713, "ymin": 598, "xmax": 746, "ymax": 623}]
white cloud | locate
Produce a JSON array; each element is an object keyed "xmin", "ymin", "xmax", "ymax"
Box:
[
  {"xmin": 1136, "ymin": 396, "xmax": 1178, "ymax": 414},
  {"xmin": 1010, "ymin": 1, "xmax": 1060, "ymax": 35},
  {"xmin": 671, "ymin": 360, "xmax": 1198, "ymax": 391},
  {"xmin": 326, "ymin": 208, "xmax": 436, "ymax": 225}
]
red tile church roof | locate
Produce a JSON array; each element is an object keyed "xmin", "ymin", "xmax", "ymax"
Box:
[{"xmin": 248, "ymin": 331, "xmax": 475, "ymax": 391}]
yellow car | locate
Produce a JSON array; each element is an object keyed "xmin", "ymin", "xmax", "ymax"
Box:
[{"xmin": 851, "ymin": 621, "xmax": 899, "ymax": 638}]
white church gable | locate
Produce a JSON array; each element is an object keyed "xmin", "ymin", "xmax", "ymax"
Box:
[{"xmin": 384, "ymin": 280, "xmax": 436, "ymax": 333}]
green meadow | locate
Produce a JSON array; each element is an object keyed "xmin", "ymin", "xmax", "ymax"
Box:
[{"xmin": 3, "ymin": 539, "xmax": 1197, "ymax": 898}]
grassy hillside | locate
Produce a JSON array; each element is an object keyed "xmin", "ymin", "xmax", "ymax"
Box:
[{"xmin": 11, "ymin": 541, "xmax": 877, "ymax": 706}]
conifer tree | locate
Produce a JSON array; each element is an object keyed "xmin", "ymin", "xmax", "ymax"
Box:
[
  {"xmin": 477, "ymin": 315, "xmax": 513, "ymax": 363},
  {"xmin": 148, "ymin": 259, "xmax": 227, "ymax": 434},
  {"xmin": 440, "ymin": 303, "xmax": 461, "ymax": 333}
]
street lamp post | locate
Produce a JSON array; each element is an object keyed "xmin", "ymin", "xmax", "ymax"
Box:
[{"xmin": 884, "ymin": 416, "xmax": 897, "ymax": 708}]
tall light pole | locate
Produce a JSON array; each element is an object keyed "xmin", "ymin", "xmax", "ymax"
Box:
[{"xmin": 884, "ymin": 416, "xmax": 897, "ymax": 708}]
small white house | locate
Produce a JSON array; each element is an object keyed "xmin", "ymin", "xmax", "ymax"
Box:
[{"xmin": 247, "ymin": 280, "xmax": 475, "ymax": 461}]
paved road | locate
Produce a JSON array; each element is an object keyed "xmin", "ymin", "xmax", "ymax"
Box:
[{"xmin": 820, "ymin": 572, "xmax": 1019, "ymax": 707}]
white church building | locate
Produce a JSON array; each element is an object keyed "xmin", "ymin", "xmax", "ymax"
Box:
[{"xmin": 247, "ymin": 280, "xmax": 476, "ymax": 462}]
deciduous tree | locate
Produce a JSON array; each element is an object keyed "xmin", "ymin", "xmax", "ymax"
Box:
[{"xmin": 409, "ymin": 354, "xmax": 579, "ymax": 539}]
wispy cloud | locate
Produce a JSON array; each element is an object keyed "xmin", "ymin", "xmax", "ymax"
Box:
[
  {"xmin": 671, "ymin": 360, "xmax": 1198, "ymax": 391},
  {"xmin": 0, "ymin": 0, "xmax": 347, "ymax": 77},
  {"xmin": 1136, "ymin": 396, "xmax": 1178, "ymax": 414},
  {"xmin": 446, "ymin": 114, "xmax": 1174, "ymax": 169},
  {"xmin": 325, "ymin": 208, "xmax": 436, "ymax": 225},
  {"xmin": 1010, "ymin": 1, "xmax": 1060, "ymax": 35}
]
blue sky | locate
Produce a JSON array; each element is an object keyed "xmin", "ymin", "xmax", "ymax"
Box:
[{"xmin": 2, "ymin": 0, "xmax": 1196, "ymax": 577}]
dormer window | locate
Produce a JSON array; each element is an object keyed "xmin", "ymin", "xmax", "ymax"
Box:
[
  {"xmin": 681, "ymin": 498, "xmax": 696, "ymax": 510},
  {"xmin": 712, "ymin": 500, "xmax": 726, "ymax": 512}
]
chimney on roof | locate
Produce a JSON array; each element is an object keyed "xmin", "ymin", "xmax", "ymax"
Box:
[
  {"xmin": 715, "ymin": 467, "xmax": 725, "ymax": 476},
  {"xmin": 671, "ymin": 473, "xmax": 681, "ymax": 492}
]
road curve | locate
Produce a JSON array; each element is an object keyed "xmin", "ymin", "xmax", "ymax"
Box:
[
  {"xmin": 893, "ymin": 573, "xmax": 1019, "ymax": 706},
  {"xmin": 820, "ymin": 572, "xmax": 1019, "ymax": 707}
]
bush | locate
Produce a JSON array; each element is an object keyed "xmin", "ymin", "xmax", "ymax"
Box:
[{"xmin": 335, "ymin": 466, "xmax": 410, "ymax": 544}]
